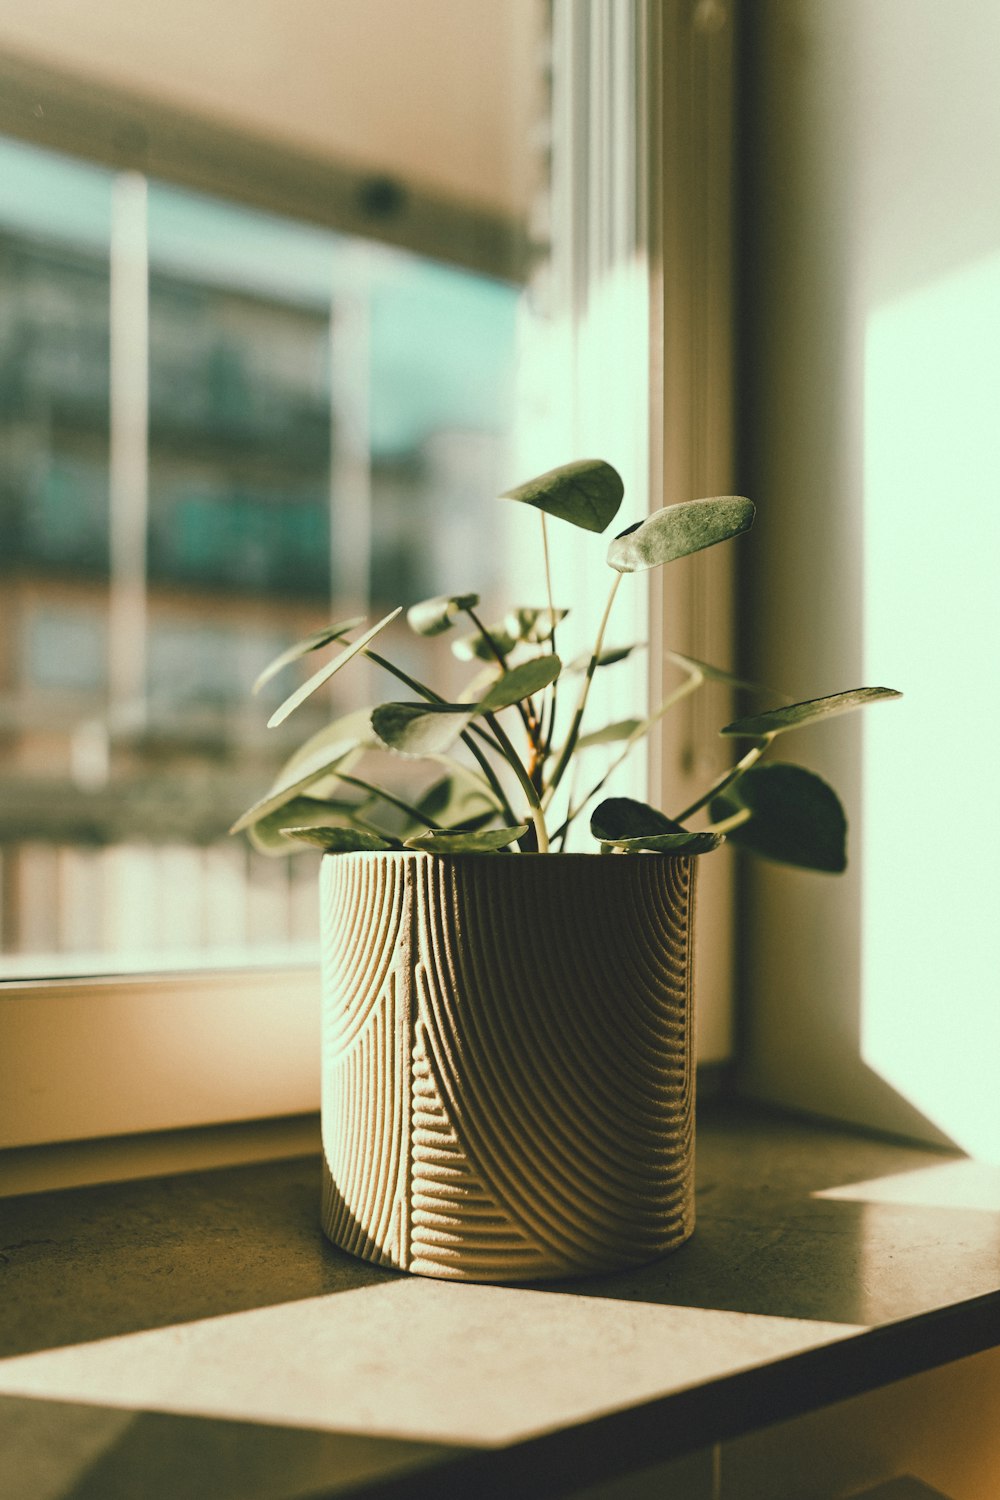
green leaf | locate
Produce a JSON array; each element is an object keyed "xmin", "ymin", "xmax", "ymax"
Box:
[
  {"xmin": 406, "ymin": 593, "xmax": 480, "ymax": 637},
  {"xmin": 722, "ymin": 686, "xmax": 902, "ymax": 739},
  {"xmin": 477, "ymin": 655, "xmax": 561, "ymax": 713},
  {"xmin": 412, "ymin": 774, "xmax": 500, "ymax": 834},
  {"xmin": 565, "ymin": 642, "xmax": 646, "ymax": 673},
  {"xmin": 576, "ymin": 717, "xmax": 644, "ymax": 750},
  {"xmin": 710, "ymin": 763, "xmax": 847, "ymax": 872},
  {"xmin": 504, "ymin": 607, "xmax": 568, "ymax": 643},
  {"xmin": 600, "ymin": 831, "xmax": 725, "ymax": 855},
  {"xmin": 371, "ymin": 701, "xmax": 474, "ymax": 756},
  {"xmin": 229, "ymin": 708, "xmax": 375, "ymax": 835},
  {"xmin": 501, "ymin": 458, "xmax": 624, "ymax": 534},
  {"xmin": 251, "ymin": 616, "xmax": 365, "ymax": 695},
  {"xmin": 666, "ymin": 650, "xmax": 774, "ymax": 696},
  {"xmin": 590, "ymin": 797, "xmax": 687, "ymax": 842},
  {"xmin": 248, "ymin": 795, "xmax": 368, "ymax": 855},
  {"xmin": 404, "ymin": 824, "xmax": 528, "ymax": 853},
  {"xmin": 607, "ymin": 496, "xmax": 755, "ymax": 573},
  {"xmin": 452, "ymin": 625, "xmax": 518, "ymax": 662},
  {"xmin": 267, "ymin": 607, "xmax": 402, "ymax": 728},
  {"xmin": 282, "ymin": 826, "xmax": 398, "ymax": 853}
]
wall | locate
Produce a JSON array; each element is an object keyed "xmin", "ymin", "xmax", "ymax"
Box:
[
  {"xmin": 737, "ymin": 1, "xmax": 1000, "ymax": 1153},
  {"xmin": 0, "ymin": 0, "xmax": 535, "ymax": 217}
]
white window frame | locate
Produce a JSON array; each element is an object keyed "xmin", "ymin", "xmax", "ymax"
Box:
[{"xmin": 1, "ymin": 1, "xmax": 740, "ymax": 1168}]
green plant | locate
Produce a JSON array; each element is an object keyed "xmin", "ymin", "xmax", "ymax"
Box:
[{"xmin": 231, "ymin": 459, "xmax": 899, "ymax": 869}]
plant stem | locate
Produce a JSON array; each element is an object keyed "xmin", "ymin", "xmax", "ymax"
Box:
[
  {"xmin": 704, "ymin": 807, "xmax": 752, "ymax": 835},
  {"xmin": 540, "ymin": 513, "xmax": 560, "ymax": 758},
  {"xmin": 484, "ymin": 711, "xmax": 549, "ymax": 853},
  {"xmin": 333, "ymin": 772, "xmax": 445, "ymax": 830},
  {"xmin": 364, "ymin": 647, "xmax": 517, "ymax": 824},
  {"xmin": 464, "ymin": 606, "xmax": 538, "ymax": 745},
  {"xmin": 543, "ymin": 571, "xmax": 622, "ymax": 808},
  {"xmin": 672, "ymin": 736, "xmax": 773, "ymax": 823},
  {"xmin": 552, "ymin": 671, "xmax": 706, "ymax": 843}
]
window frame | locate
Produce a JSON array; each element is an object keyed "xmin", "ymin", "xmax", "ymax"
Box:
[{"xmin": 1, "ymin": 1, "xmax": 741, "ymax": 1161}]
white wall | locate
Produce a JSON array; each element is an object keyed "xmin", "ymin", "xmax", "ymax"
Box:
[
  {"xmin": 0, "ymin": 0, "xmax": 536, "ymax": 216},
  {"xmin": 739, "ymin": 0, "xmax": 1000, "ymax": 1155}
]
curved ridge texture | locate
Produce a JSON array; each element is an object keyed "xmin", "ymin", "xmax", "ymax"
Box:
[{"xmin": 320, "ymin": 853, "xmax": 696, "ymax": 1281}]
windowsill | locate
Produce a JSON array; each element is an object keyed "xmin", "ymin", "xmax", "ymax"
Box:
[{"xmin": 1, "ymin": 1101, "xmax": 999, "ymax": 1498}]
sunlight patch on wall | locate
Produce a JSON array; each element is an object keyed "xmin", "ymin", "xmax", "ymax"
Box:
[{"xmin": 862, "ymin": 253, "xmax": 1000, "ymax": 1161}]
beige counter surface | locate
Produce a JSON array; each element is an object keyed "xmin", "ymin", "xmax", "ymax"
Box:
[{"xmin": 2, "ymin": 1102, "xmax": 999, "ymax": 1498}]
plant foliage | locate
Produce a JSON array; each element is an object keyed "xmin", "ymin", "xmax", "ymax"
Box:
[{"xmin": 234, "ymin": 458, "xmax": 900, "ymax": 869}]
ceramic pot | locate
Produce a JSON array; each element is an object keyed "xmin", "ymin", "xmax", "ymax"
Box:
[{"xmin": 319, "ymin": 851, "xmax": 696, "ymax": 1281}]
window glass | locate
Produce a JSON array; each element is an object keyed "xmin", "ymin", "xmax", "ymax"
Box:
[{"xmin": 0, "ymin": 135, "xmax": 519, "ymax": 977}]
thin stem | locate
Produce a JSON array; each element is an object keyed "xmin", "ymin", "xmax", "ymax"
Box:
[
  {"xmin": 540, "ymin": 513, "xmax": 559, "ymax": 758},
  {"xmin": 464, "ymin": 606, "xmax": 537, "ymax": 745},
  {"xmin": 704, "ymin": 807, "xmax": 752, "ymax": 835},
  {"xmin": 672, "ymin": 737, "xmax": 773, "ymax": 824},
  {"xmin": 364, "ymin": 646, "xmax": 516, "ymax": 823},
  {"xmin": 484, "ymin": 711, "xmax": 549, "ymax": 853},
  {"xmin": 543, "ymin": 572, "xmax": 623, "ymax": 808},
  {"xmin": 553, "ymin": 672, "xmax": 706, "ymax": 844},
  {"xmin": 333, "ymin": 771, "xmax": 444, "ymax": 830}
]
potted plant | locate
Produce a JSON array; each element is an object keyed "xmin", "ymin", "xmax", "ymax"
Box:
[{"xmin": 232, "ymin": 459, "xmax": 899, "ymax": 1282}]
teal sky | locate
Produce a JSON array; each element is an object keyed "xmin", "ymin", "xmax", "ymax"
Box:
[{"xmin": 0, "ymin": 135, "xmax": 518, "ymax": 457}]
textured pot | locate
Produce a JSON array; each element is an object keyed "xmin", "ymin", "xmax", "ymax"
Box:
[{"xmin": 319, "ymin": 851, "xmax": 697, "ymax": 1282}]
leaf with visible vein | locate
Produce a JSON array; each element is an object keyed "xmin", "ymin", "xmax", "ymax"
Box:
[
  {"xmin": 282, "ymin": 826, "xmax": 399, "ymax": 853},
  {"xmin": 267, "ymin": 608, "xmax": 402, "ymax": 728},
  {"xmin": 501, "ymin": 458, "xmax": 624, "ymax": 534},
  {"xmin": 721, "ymin": 686, "xmax": 902, "ymax": 739},
  {"xmin": 229, "ymin": 709, "xmax": 375, "ymax": 835},
  {"xmin": 709, "ymin": 762, "xmax": 847, "ymax": 872},
  {"xmin": 404, "ymin": 825, "xmax": 528, "ymax": 853},
  {"xmin": 607, "ymin": 496, "xmax": 755, "ymax": 573},
  {"xmin": 248, "ymin": 795, "xmax": 370, "ymax": 855},
  {"xmin": 477, "ymin": 655, "xmax": 561, "ymax": 713},
  {"xmin": 252, "ymin": 616, "xmax": 365, "ymax": 695},
  {"xmin": 372, "ymin": 702, "xmax": 475, "ymax": 757},
  {"xmin": 600, "ymin": 832, "xmax": 725, "ymax": 855}
]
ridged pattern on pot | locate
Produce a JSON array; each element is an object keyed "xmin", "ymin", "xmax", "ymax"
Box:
[{"xmin": 320, "ymin": 853, "xmax": 695, "ymax": 1281}]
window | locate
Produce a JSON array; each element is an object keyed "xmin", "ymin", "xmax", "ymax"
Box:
[
  {"xmin": 0, "ymin": 135, "xmax": 519, "ymax": 980},
  {"xmin": 1, "ymin": 1, "xmax": 740, "ymax": 1161}
]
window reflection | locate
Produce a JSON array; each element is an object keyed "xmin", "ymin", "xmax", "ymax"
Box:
[{"xmin": 0, "ymin": 135, "xmax": 518, "ymax": 975}]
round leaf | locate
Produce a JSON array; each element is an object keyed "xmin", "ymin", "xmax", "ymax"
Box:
[
  {"xmin": 722, "ymin": 686, "xmax": 902, "ymax": 739},
  {"xmin": 229, "ymin": 709, "xmax": 374, "ymax": 835},
  {"xmin": 666, "ymin": 650, "xmax": 777, "ymax": 696},
  {"xmin": 251, "ymin": 616, "xmax": 365, "ymax": 695},
  {"xmin": 404, "ymin": 824, "xmax": 528, "ymax": 853},
  {"xmin": 577, "ymin": 718, "xmax": 644, "ymax": 750},
  {"xmin": 452, "ymin": 625, "xmax": 518, "ymax": 662},
  {"xmin": 406, "ymin": 593, "xmax": 480, "ymax": 637},
  {"xmin": 590, "ymin": 797, "xmax": 687, "ymax": 842},
  {"xmin": 566, "ymin": 643, "xmax": 646, "ymax": 674},
  {"xmin": 371, "ymin": 702, "xmax": 474, "ymax": 757},
  {"xmin": 282, "ymin": 826, "xmax": 397, "ymax": 853},
  {"xmin": 477, "ymin": 655, "xmax": 561, "ymax": 713},
  {"xmin": 267, "ymin": 607, "xmax": 402, "ymax": 728},
  {"xmin": 710, "ymin": 763, "xmax": 847, "ymax": 872},
  {"xmin": 248, "ymin": 795, "xmax": 368, "ymax": 855},
  {"xmin": 607, "ymin": 496, "xmax": 755, "ymax": 573},
  {"xmin": 501, "ymin": 459, "xmax": 624, "ymax": 534},
  {"xmin": 504, "ymin": 607, "xmax": 568, "ymax": 643},
  {"xmin": 600, "ymin": 831, "xmax": 725, "ymax": 855}
]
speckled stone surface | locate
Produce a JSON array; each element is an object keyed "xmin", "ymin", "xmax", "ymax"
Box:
[{"xmin": 1, "ymin": 1103, "xmax": 999, "ymax": 1499}]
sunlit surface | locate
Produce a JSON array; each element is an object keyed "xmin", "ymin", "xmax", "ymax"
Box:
[
  {"xmin": 815, "ymin": 1158, "xmax": 1000, "ymax": 1213},
  {"xmin": 862, "ymin": 253, "xmax": 1000, "ymax": 1161},
  {"xmin": 0, "ymin": 1282, "xmax": 860, "ymax": 1446}
]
